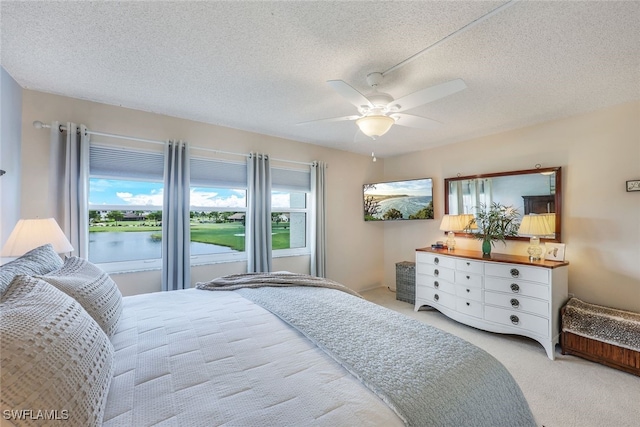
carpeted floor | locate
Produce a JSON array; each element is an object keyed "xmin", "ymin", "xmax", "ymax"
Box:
[{"xmin": 360, "ymin": 287, "xmax": 640, "ymax": 427}]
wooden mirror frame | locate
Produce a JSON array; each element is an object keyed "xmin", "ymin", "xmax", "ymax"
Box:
[{"xmin": 444, "ymin": 166, "xmax": 562, "ymax": 243}]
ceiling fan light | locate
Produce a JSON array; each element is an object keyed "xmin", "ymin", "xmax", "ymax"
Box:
[{"xmin": 356, "ymin": 115, "xmax": 394, "ymax": 138}]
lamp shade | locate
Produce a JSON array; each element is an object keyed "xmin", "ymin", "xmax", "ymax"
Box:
[
  {"xmin": 458, "ymin": 213, "xmax": 478, "ymax": 231},
  {"xmin": 1, "ymin": 218, "xmax": 74, "ymax": 256},
  {"xmin": 518, "ymin": 214, "xmax": 554, "ymax": 237},
  {"xmin": 439, "ymin": 214, "xmax": 457, "ymax": 231},
  {"xmin": 356, "ymin": 115, "xmax": 394, "ymax": 138}
]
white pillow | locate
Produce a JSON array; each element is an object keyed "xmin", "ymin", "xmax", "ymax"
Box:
[
  {"xmin": 38, "ymin": 256, "xmax": 123, "ymax": 337},
  {"xmin": 0, "ymin": 244, "xmax": 63, "ymax": 294},
  {"xmin": 0, "ymin": 275, "xmax": 114, "ymax": 427}
]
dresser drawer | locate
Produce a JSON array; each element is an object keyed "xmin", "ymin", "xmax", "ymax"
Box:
[
  {"xmin": 485, "ymin": 292, "xmax": 549, "ymax": 317},
  {"xmin": 418, "ymin": 265, "xmax": 455, "ymax": 283},
  {"xmin": 416, "ymin": 261, "xmax": 454, "ymax": 279},
  {"xmin": 455, "ymin": 285, "xmax": 482, "ymax": 302},
  {"xmin": 456, "ymin": 259, "xmax": 484, "ymax": 275},
  {"xmin": 485, "ymin": 277, "xmax": 549, "ymax": 300},
  {"xmin": 456, "ymin": 297, "xmax": 483, "ymax": 318},
  {"xmin": 485, "ymin": 263, "xmax": 550, "ymax": 284},
  {"xmin": 417, "ymin": 273, "xmax": 456, "ymax": 293},
  {"xmin": 416, "ymin": 252, "xmax": 456, "ymax": 269},
  {"xmin": 485, "ymin": 306, "xmax": 549, "ymax": 337},
  {"xmin": 455, "ymin": 272, "xmax": 483, "ymax": 288},
  {"xmin": 417, "ymin": 286, "xmax": 456, "ymax": 310}
]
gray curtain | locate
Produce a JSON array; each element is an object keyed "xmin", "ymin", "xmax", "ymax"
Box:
[
  {"xmin": 49, "ymin": 122, "xmax": 89, "ymax": 257},
  {"xmin": 246, "ymin": 153, "xmax": 272, "ymax": 273},
  {"xmin": 162, "ymin": 140, "xmax": 191, "ymax": 291},
  {"xmin": 311, "ymin": 161, "xmax": 327, "ymax": 277}
]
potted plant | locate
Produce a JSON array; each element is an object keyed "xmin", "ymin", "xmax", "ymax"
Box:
[{"xmin": 464, "ymin": 202, "xmax": 520, "ymax": 256}]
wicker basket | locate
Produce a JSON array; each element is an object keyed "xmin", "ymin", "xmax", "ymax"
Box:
[{"xmin": 395, "ymin": 261, "xmax": 416, "ymax": 304}]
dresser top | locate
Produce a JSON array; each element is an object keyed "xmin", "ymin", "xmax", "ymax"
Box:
[{"xmin": 416, "ymin": 247, "xmax": 569, "ymax": 269}]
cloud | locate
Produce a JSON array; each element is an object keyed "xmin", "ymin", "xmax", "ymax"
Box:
[{"xmin": 116, "ymin": 191, "xmax": 163, "ymax": 206}]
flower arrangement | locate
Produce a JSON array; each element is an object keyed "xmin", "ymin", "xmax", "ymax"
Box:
[{"xmin": 465, "ymin": 202, "xmax": 520, "ymax": 255}]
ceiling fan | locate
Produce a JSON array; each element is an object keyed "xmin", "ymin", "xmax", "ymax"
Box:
[{"xmin": 299, "ymin": 72, "xmax": 467, "ymax": 138}]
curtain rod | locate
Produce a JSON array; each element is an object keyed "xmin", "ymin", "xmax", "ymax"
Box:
[{"xmin": 33, "ymin": 121, "xmax": 314, "ymax": 167}]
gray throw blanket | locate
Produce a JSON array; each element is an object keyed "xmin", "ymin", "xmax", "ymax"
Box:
[
  {"xmin": 199, "ymin": 275, "xmax": 536, "ymax": 426},
  {"xmin": 196, "ymin": 272, "xmax": 362, "ymax": 298}
]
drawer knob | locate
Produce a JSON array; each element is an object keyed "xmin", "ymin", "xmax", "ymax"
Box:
[
  {"xmin": 510, "ymin": 268, "xmax": 520, "ymax": 278},
  {"xmin": 466, "ymin": 302, "xmax": 470, "ymax": 306},
  {"xmin": 510, "ymin": 283, "xmax": 520, "ymax": 293},
  {"xmin": 434, "ymin": 269, "xmax": 439, "ymax": 277},
  {"xmin": 434, "ymin": 294, "xmax": 440, "ymax": 301},
  {"xmin": 434, "ymin": 257, "xmax": 439, "ymax": 265},
  {"xmin": 510, "ymin": 298, "xmax": 520, "ymax": 308},
  {"xmin": 466, "ymin": 275, "xmax": 470, "ymax": 280},
  {"xmin": 466, "ymin": 262, "xmax": 470, "ymax": 266},
  {"xmin": 434, "ymin": 281, "xmax": 440, "ymax": 289},
  {"xmin": 466, "ymin": 288, "xmax": 470, "ymax": 293},
  {"xmin": 510, "ymin": 315, "xmax": 520, "ymax": 325}
]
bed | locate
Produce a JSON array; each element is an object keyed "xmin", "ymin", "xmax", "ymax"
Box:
[{"xmin": 1, "ymin": 245, "xmax": 537, "ymax": 427}]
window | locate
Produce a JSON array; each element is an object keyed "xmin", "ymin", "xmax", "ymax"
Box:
[
  {"xmin": 189, "ymin": 157, "xmax": 248, "ymax": 265},
  {"xmin": 271, "ymin": 167, "xmax": 311, "ymax": 257},
  {"xmin": 88, "ymin": 145, "xmax": 164, "ymax": 272}
]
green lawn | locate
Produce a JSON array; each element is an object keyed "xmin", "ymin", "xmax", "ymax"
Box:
[{"xmin": 90, "ymin": 222, "xmax": 291, "ymax": 251}]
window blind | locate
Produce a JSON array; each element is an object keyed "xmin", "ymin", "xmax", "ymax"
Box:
[
  {"xmin": 272, "ymin": 167, "xmax": 311, "ymax": 192},
  {"xmin": 190, "ymin": 158, "xmax": 247, "ymax": 188},
  {"xmin": 90, "ymin": 144, "xmax": 164, "ymax": 180}
]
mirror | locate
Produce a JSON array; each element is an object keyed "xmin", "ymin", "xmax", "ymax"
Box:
[{"xmin": 444, "ymin": 167, "xmax": 562, "ymax": 242}]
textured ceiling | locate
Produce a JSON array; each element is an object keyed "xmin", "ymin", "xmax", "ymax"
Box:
[{"xmin": 1, "ymin": 1, "xmax": 639, "ymax": 158}]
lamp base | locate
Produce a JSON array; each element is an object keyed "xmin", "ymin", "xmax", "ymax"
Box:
[
  {"xmin": 527, "ymin": 236, "xmax": 542, "ymax": 261},
  {"xmin": 446, "ymin": 231, "xmax": 456, "ymax": 251}
]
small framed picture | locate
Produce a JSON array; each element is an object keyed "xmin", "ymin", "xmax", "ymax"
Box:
[
  {"xmin": 626, "ymin": 180, "xmax": 640, "ymax": 192},
  {"xmin": 544, "ymin": 243, "xmax": 566, "ymax": 261}
]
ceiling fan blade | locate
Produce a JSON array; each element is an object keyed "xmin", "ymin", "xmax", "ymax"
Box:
[
  {"xmin": 391, "ymin": 113, "xmax": 442, "ymax": 130},
  {"xmin": 296, "ymin": 115, "xmax": 360, "ymax": 125},
  {"xmin": 391, "ymin": 78, "xmax": 467, "ymax": 112},
  {"xmin": 327, "ymin": 80, "xmax": 373, "ymax": 109}
]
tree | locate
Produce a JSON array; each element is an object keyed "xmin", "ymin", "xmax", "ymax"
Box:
[
  {"xmin": 106, "ymin": 210, "xmax": 124, "ymax": 226},
  {"xmin": 383, "ymin": 208, "xmax": 403, "ymax": 220},
  {"xmin": 409, "ymin": 201, "xmax": 434, "ymax": 220},
  {"xmin": 147, "ymin": 211, "xmax": 162, "ymax": 226},
  {"xmin": 89, "ymin": 210, "xmax": 100, "ymax": 224},
  {"xmin": 363, "ymin": 184, "xmax": 381, "ymax": 220}
]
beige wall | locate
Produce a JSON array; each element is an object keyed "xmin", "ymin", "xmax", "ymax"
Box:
[
  {"xmin": 383, "ymin": 101, "xmax": 640, "ymax": 312},
  {"xmin": 18, "ymin": 90, "xmax": 640, "ymax": 311},
  {"xmin": 20, "ymin": 90, "xmax": 385, "ymax": 295}
]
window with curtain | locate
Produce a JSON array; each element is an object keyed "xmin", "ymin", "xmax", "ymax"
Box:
[
  {"xmin": 88, "ymin": 144, "xmax": 165, "ymax": 272},
  {"xmin": 87, "ymin": 145, "xmax": 312, "ymax": 271},
  {"xmin": 271, "ymin": 167, "xmax": 311, "ymax": 257},
  {"xmin": 189, "ymin": 157, "xmax": 247, "ymax": 264}
]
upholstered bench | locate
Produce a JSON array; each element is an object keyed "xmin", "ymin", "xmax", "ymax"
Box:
[{"xmin": 561, "ymin": 298, "xmax": 640, "ymax": 376}]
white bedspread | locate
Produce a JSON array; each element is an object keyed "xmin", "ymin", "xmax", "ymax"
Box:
[{"xmin": 103, "ymin": 289, "xmax": 402, "ymax": 427}]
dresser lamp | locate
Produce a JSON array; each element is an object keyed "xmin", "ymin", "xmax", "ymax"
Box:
[
  {"xmin": 1, "ymin": 218, "xmax": 74, "ymax": 257},
  {"xmin": 517, "ymin": 214, "xmax": 554, "ymax": 261},
  {"xmin": 439, "ymin": 214, "xmax": 469, "ymax": 251}
]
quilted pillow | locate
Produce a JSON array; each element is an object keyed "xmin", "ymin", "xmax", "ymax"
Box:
[
  {"xmin": 0, "ymin": 243, "xmax": 63, "ymax": 294},
  {"xmin": 38, "ymin": 256, "xmax": 123, "ymax": 337},
  {"xmin": 0, "ymin": 275, "xmax": 114, "ymax": 427}
]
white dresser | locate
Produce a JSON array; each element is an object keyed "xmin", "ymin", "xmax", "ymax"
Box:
[{"xmin": 415, "ymin": 248, "xmax": 569, "ymax": 360}]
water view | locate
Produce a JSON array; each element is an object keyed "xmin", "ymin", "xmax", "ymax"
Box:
[{"xmin": 89, "ymin": 231, "xmax": 236, "ymax": 264}]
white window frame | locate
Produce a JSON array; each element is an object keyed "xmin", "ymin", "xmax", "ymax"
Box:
[{"xmin": 272, "ymin": 192, "xmax": 311, "ymax": 258}]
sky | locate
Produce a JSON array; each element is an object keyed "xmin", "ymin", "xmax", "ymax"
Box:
[
  {"xmin": 89, "ymin": 178, "xmax": 293, "ymax": 209},
  {"xmin": 364, "ymin": 178, "xmax": 433, "ymax": 197}
]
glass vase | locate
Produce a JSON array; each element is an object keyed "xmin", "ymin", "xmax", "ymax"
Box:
[{"xmin": 482, "ymin": 239, "xmax": 492, "ymax": 256}]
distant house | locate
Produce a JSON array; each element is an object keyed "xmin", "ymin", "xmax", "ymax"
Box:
[{"xmin": 228, "ymin": 213, "xmax": 245, "ymax": 222}]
